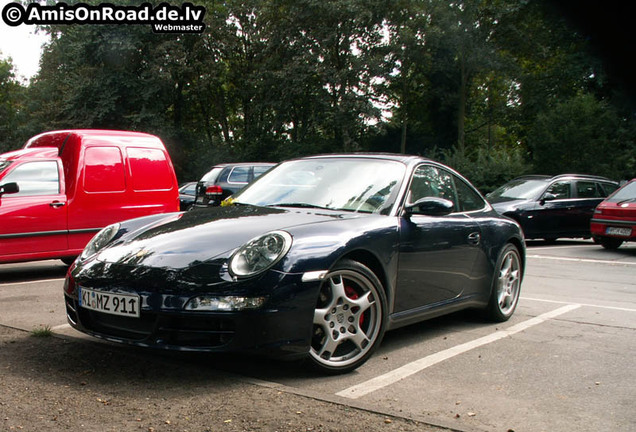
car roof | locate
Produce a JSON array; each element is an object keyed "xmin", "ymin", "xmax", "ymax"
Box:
[
  {"xmin": 208, "ymin": 162, "xmax": 275, "ymax": 169},
  {"xmin": 512, "ymin": 174, "xmax": 616, "ymax": 183},
  {"xmin": 296, "ymin": 153, "xmax": 435, "ymax": 170}
]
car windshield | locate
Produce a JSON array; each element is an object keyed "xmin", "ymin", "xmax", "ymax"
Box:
[
  {"xmin": 488, "ymin": 179, "xmax": 548, "ymax": 201},
  {"xmin": 233, "ymin": 158, "xmax": 406, "ymax": 214},
  {"xmin": 200, "ymin": 167, "xmax": 223, "ymax": 183},
  {"xmin": 606, "ymin": 181, "xmax": 636, "ymax": 203}
]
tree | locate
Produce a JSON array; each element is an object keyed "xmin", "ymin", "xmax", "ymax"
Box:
[
  {"xmin": 529, "ymin": 92, "xmax": 634, "ymax": 180},
  {"xmin": 0, "ymin": 57, "xmax": 26, "ymax": 152}
]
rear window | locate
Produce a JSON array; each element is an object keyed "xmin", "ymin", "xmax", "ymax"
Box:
[
  {"xmin": 200, "ymin": 167, "xmax": 223, "ymax": 183},
  {"xmin": 127, "ymin": 147, "xmax": 174, "ymax": 191},
  {"xmin": 84, "ymin": 147, "xmax": 126, "ymax": 193}
]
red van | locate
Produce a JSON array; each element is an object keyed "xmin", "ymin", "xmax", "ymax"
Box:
[{"xmin": 0, "ymin": 130, "xmax": 179, "ymax": 265}]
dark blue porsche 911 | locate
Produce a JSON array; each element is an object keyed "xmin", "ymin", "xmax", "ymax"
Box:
[{"xmin": 64, "ymin": 154, "xmax": 525, "ymax": 373}]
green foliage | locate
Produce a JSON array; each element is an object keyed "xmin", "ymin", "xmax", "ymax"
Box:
[
  {"xmin": 2, "ymin": 0, "xmax": 633, "ymax": 186},
  {"xmin": 31, "ymin": 325, "xmax": 52, "ymax": 338},
  {"xmin": 440, "ymin": 144, "xmax": 530, "ymax": 194},
  {"xmin": 0, "ymin": 58, "xmax": 27, "ymax": 153},
  {"xmin": 528, "ymin": 93, "xmax": 635, "ymax": 181}
]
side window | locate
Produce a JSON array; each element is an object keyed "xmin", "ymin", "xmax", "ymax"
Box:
[
  {"xmin": 576, "ymin": 181, "xmax": 603, "ymax": 198},
  {"xmin": 253, "ymin": 165, "xmax": 271, "ymax": 178},
  {"xmin": 544, "ymin": 181, "xmax": 571, "ymax": 199},
  {"xmin": 600, "ymin": 182, "xmax": 619, "ymax": 196},
  {"xmin": 182, "ymin": 183, "xmax": 196, "ymax": 195},
  {"xmin": 84, "ymin": 147, "xmax": 125, "ymax": 193},
  {"xmin": 408, "ymin": 165, "xmax": 456, "ymax": 210},
  {"xmin": 228, "ymin": 166, "xmax": 250, "ymax": 184},
  {"xmin": 2, "ymin": 161, "xmax": 60, "ymax": 196},
  {"xmin": 454, "ymin": 176, "xmax": 486, "ymax": 212},
  {"xmin": 127, "ymin": 147, "xmax": 174, "ymax": 191}
]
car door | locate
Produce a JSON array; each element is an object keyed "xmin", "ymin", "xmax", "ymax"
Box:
[
  {"xmin": 526, "ymin": 180, "xmax": 574, "ymax": 238},
  {"xmin": 395, "ymin": 164, "xmax": 483, "ymax": 312},
  {"xmin": 568, "ymin": 180, "xmax": 609, "ymax": 235},
  {"xmin": 0, "ymin": 160, "xmax": 68, "ymax": 258}
]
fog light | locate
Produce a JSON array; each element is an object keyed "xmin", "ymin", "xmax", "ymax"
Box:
[{"xmin": 185, "ymin": 296, "xmax": 266, "ymax": 311}]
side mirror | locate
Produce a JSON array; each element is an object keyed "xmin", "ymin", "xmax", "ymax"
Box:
[
  {"xmin": 0, "ymin": 182, "xmax": 19, "ymax": 196},
  {"xmin": 405, "ymin": 197, "xmax": 454, "ymax": 216},
  {"xmin": 540, "ymin": 192, "xmax": 557, "ymax": 205}
]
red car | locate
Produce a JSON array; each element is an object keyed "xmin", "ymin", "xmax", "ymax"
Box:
[
  {"xmin": 0, "ymin": 130, "xmax": 179, "ymax": 265},
  {"xmin": 591, "ymin": 179, "xmax": 636, "ymax": 249}
]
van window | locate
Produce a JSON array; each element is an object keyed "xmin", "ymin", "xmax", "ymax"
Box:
[
  {"xmin": 0, "ymin": 160, "xmax": 11, "ymax": 175},
  {"xmin": 84, "ymin": 147, "xmax": 126, "ymax": 193},
  {"xmin": 2, "ymin": 161, "xmax": 60, "ymax": 196},
  {"xmin": 127, "ymin": 147, "xmax": 173, "ymax": 191}
]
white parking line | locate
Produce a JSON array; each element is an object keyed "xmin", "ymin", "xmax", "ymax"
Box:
[
  {"xmin": 335, "ymin": 304, "xmax": 580, "ymax": 400},
  {"xmin": 51, "ymin": 323, "xmax": 71, "ymax": 331},
  {"xmin": 527, "ymin": 255, "xmax": 636, "ymax": 266},
  {"xmin": 528, "ymin": 244, "xmax": 594, "ymax": 251},
  {"xmin": 521, "ymin": 296, "xmax": 636, "ymax": 312}
]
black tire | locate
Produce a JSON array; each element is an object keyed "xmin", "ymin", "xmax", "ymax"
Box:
[
  {"xmin": 61, "ymin": 257, "xmax": 77, "ymax": 266},
  {"xmin": 486, "ymin": 244, "xmax": 522, "ymax": 322},
  {"xmin": 599, "ymin": 237, "xmax": 623, "ymax": 250},
  {"xmin": 308, "ymin": 259, "xmax": 387, "ymax": 374}
]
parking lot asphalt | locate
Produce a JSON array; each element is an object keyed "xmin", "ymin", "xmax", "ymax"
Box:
[{"xmin": 1, "ymin": 239, "xmax": 635, "ymax": 432}]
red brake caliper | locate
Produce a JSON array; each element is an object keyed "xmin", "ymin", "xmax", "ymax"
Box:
[{"xmin": 345, "ymin": 285, "xmax": 365, "ymax": 326}]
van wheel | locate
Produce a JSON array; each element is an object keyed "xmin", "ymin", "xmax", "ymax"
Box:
[{"xmin": 61, "ymin": 257, "xmax": 77, "ymax": 266}]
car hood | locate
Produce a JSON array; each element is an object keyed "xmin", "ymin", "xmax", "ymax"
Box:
[
  {"xmin": 94, "ymin": 205, "xmax": 365, "ymax": 269},
  {"xmin": 489, "ymin": 199, "xmax": 529, "ymax": 213}
]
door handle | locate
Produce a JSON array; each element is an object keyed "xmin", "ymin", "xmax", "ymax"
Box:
[
  {"xmin": 467, "ymin": 232, "xmax": 481, "ymax": 245},
  {"xmin": 49, "ymin": 201, "xmax": 66, "ymax": 208}
]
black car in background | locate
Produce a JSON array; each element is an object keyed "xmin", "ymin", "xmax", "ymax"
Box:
[
  {"xmin": 487, "ymin": 174, "xmax": 619, "ymax": 241},
  {"xmin": 194, "ymin": 162, "xmax": 274, "ymax": 207},
  {"xmin": 178, "ymin": 182, "xmax": 197, "ymax": 211}
]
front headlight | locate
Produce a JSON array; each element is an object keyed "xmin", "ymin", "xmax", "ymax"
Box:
[
  {"xmin": 229, "ymin": 230, "xmax": 292, "ymax": 278},
  {"xmin": 80, "ymin": 223, "xmax": 121, "ymax": 261}
]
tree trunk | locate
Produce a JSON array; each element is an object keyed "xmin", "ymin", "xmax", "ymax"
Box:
[{"xmin": 457, "ymin": 54, "xmax": 467, "ymax": 154}]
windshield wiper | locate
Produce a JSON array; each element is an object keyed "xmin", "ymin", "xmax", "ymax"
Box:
[
  {"xmin": 268, "ymin": 202, "xmax": 333, "ymax": 210},
  {"xmin": 617, "ymin": 198, "xmax": 636, "ymax": 205}
]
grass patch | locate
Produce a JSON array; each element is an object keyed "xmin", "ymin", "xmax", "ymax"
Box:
[{"xmin": 31, "ymin": 325, "xmax": 53, "ymax": 338}]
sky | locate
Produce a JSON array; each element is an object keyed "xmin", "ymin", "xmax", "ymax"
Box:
[{"xmin": 0, "ymin": 0, "xmax": 50, "ymax": 82}]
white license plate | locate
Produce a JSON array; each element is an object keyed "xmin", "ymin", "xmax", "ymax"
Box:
[
  {"xmin": 79, "ymin": 287, "xmax": 140, "ymax": 318},
  {"xmin": 606, "ymin": 226, "xmax": 632, "ymax": 237}
]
